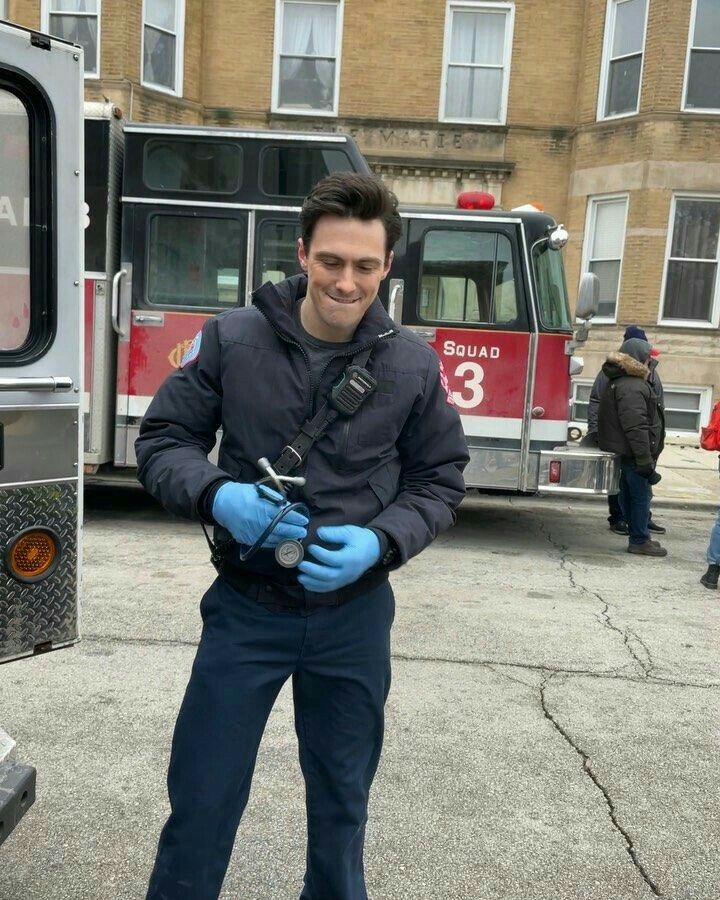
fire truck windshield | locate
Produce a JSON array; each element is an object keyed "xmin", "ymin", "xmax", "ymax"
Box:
[{"xmin": 532, "ymin": 240, "xmax": 572, "ymax": 330}]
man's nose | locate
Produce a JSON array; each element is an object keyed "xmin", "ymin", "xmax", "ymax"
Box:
[{"xmin": 335, "ymin": 265, "xmax": 356, "ymax": 295}]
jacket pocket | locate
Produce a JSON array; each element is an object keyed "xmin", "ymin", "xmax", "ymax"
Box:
[{"xmin": 368, "ymin": 460, "xmax": 399, "ymax": 509}]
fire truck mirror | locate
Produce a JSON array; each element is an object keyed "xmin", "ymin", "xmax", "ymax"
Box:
[{"xmin": 576, "ymin": 272, "xmax": 599, "ymax": 322}]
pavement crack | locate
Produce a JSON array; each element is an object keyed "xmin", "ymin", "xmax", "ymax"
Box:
[
  {"xmin": 540, "ymin": 673, "xmax": 665, "ymax": 898},
  {"xmin": 538, "ymin": 522, "xmax": 653, "ymax": 678}
]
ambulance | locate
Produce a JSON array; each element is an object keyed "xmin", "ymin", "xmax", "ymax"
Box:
[{"xmin": 0, "ymin": 20, "xmax": 83, "ymax": 845}]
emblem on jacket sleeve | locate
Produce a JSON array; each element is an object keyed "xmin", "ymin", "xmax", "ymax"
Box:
[
  {"xmin": 168, "ymin": 331, "xmax": 202, "ymax": 370},
  {"xmin": 437, "ymin": 358, "xmax": 456, "ymax": 406}
]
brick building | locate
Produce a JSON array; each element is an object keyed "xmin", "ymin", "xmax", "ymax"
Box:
[{"xmin": 5, "ymin": 0, "xmax": 720, "ymax": 436}]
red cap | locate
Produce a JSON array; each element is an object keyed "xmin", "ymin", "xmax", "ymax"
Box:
[{"xmin": 650, "ymin": 348, "xmax": 660, "ymax": 358}]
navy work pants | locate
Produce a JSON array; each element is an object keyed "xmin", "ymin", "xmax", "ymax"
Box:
[
  {"xmin": 618, "ymin": 459, "xmax": 651, "ymax": 545},
  {"xmin": 146, "ymin": 576, "xmax": 394, "ymax": 900}
]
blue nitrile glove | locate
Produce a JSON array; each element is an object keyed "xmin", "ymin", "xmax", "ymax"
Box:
[
  {"xmin": 212, "ymin": 482, "xmax": 308, "ymax": 548},
  {"xmin": 297, "ymin": 525, "xmax": 381, "ymax": 593}
]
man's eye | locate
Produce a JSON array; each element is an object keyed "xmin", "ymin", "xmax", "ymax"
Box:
[{"xmin": 358, "ymin": 266, "xmax": 375, "ymax": 274}]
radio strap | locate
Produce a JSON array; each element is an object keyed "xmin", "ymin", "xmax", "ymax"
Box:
[{"xmin": 272, "ymin": 347, "xmax": 375, "ymax": 476}]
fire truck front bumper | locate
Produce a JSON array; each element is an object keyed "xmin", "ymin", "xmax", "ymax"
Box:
[{"xmin": 536, "ymin": 447, "xmax": 620, "ymax": 496}]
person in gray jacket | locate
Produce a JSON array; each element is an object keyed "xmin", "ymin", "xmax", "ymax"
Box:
[{"xmin": 582, "ymin": 325, "xmax": 665, "ymax": 536}]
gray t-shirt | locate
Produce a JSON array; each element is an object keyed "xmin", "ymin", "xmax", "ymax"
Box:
[{"xmin": 295, "ymin": 302, "xmax": 351, "ymax": 395}]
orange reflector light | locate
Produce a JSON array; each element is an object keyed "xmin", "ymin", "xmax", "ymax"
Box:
[
  {"xmin": 7, "ymin": 529, "xmax": 59, "ymax": 581},
  {"xmin": 549, "ymin": 461, "xmax": 562, "ymax": 484},
  {"xmin": 457, "ymin": 191, "xmax": 495, "ymax": 210}
]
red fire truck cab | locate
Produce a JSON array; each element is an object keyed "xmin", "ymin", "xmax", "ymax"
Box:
[{"xmin": 81, "ymin": 107, "xmax": 617, "ymax": 497}]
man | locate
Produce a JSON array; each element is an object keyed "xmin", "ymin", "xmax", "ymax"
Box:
[
  {"xmin": 597, "ymin": 337, "xmax": 666, "ymax": 557},
  {"xmin": 136, "ymin": 173, "xmax": 469, "ymax": 899},
  {"xmin": 583, "ymin": 325, "xmax": 665, "ymax": 536}
]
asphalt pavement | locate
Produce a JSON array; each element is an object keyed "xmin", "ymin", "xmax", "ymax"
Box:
[{"xmin": 0, "ymin": 489, "xmax": 718, "ymax": 900}]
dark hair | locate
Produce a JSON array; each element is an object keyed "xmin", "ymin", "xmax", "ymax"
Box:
[{"xmin": 300, "ymin": 173, "xmax": 402, "ymax": 256}]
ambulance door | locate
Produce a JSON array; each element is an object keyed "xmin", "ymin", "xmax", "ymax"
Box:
[
  {"xmin": 114, "ymin": 204, "xmax": 248, "ymax": 467},
  {"xmin": 398, "ymin": 216, "xmax": 532, "ymax": 490},
  {"xmin": 0, "ymin": 22, "xmax": 83, "ymax": 661}
]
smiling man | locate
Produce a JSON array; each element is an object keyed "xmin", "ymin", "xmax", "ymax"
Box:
[{"xmin": 136, "ymin": 173, "xmax": 469, "ymax": 900}]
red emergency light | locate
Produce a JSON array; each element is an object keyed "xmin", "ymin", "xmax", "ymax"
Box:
[
  {"xmin": 548, "ymin": 460, "xmax": 562, "ymax": 484},
  {"xmin": 457, "ymin": 191, "xmax": 495, "ymax": 211}
]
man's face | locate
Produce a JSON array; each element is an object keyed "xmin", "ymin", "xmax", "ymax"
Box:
[{"xmin": 298, "ymin": 215, "xmax": 393, "ymax": 342}]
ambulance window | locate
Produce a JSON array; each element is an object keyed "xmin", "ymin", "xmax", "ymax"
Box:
[
  {"xmin": 261, "ymin": 146, "xmax": 354, "ymax": 197},
  {"xmin": 257, "ymin": 220, "xmax": 302, "ymax": 284},
  {"xmin": 419, "ymin": 230, "xmax": 518, "ymax": 326},
  {"xmin": 144, "ymin": 139, "xmax": 242, "ymax": 194},
  {"xmin": 0, "ymin": 89, "xmax": 31, "ymax": 352},
  {"xmin": 532, "ymin": 241, "xmax": 572, "ymax": 330},
  {"xmin": 147, "ymin": 215, "xmax": 244, "ymax": 309}
]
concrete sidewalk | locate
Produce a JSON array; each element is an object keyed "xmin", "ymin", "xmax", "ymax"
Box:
[{"xmin": 653, "ymin": 441, "xmax": 719, "ymax": 509}]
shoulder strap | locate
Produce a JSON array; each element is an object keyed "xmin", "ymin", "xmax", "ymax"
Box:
[{"xmin": 272, "ymin": 347, "xmax": 373, "ymax": 476}]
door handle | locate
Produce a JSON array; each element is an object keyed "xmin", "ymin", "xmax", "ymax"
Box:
[
  {"xmin": 0, "ymin": 376, "xmax": 74, "ymax": 392},
  {"xmin": 133, "ymin": 313, "xmax": 164, "ymax": 326},
  {"xmin": 111, "ymin": 268, "xmax": 128, "ymax": 336}
]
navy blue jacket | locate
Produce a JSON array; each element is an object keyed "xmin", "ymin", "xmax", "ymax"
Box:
[{"xmin": 135, "ymin": 275, "xmax": 468, "ymax": 579}]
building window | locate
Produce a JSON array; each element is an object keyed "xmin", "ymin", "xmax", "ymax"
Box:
[
  {"xmin": 597, "ymin": 0, "xmax": 648, "ymax": 119},
  {"xmin": 661, "ymin": 196, "xmax": 720, "ymax": 327},
  {"xmin": 683, "ymin": 0, "xmax": 720, "ymax": 112},
  {"xmin": 440, "ymin": 2, "xmax": 514, "ymax": 124},
  {"xmin": 42, "ymin": 0, "xmax": 101, "ymax": 77},
  {"xmin": 581, "ymin": 195, "xmax": 628, "ymax": 322},
  {"xmin": 664, "ymin": 386, "xmax": 713, "ymax": 435},
  {"xmin": 142, "ymin": 0, "xmax": 185, "ymax": 96},
  {"xmin": 1, "ymin": 1, "xmax": 7, "ymax": 20},
  {"xmin": 570, "ymin": 380, "xmax": 592, "ymax": 424},
  {"xmin": 272, "ymin": 0, "xmax": 343, "ymax": 116}
]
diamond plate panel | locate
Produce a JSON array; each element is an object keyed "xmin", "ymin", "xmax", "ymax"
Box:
[{"xmin": 0, "ymin": 482, "xmax": 78, "ymax": 663}]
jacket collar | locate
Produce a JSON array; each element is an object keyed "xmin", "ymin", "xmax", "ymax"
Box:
[{"xmin": 251, "ymin": 274, "xmax": 399, "ymax": 351}]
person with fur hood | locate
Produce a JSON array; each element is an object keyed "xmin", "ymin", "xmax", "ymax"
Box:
[{"xmin": 597, "ymin": 337, "xmax": 667, "ymax": 557}]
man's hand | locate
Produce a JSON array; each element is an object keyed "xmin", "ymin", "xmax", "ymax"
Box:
[
  {"xmin": 635, "ymin": 463, "xmax": 654, "ymax": 479},
  {"xmin": 297, "ymin": 525, "xmax": 381, "ymax": 593},
  {"xmin": 212, "ymin": 482, "xmax": 308, "ymax": 548}
]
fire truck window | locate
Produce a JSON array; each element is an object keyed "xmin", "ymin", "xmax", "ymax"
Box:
[
  {"xmin": 257, "ymin": 220, "xmax": 302, "ymax": 284},
  {"xmin": 0, "ymin": 90, "xmax": 31, "ymax": 352},
  {"xmin": 532, "ymin": 241, "xmax": 572, "ymax": 330},
  {"xmin": 144, "ymin": 140, "xmax": 241, "ymax": 194},
  {"xmin": 261, "ymin": 147, "xmax": 354, "ymax": 197},
  {"xmin": 419, "ymin": 230, "xmax": 518, "ymax": 326},
  {"xmin": 147, "ymin": 215, "xmax": 244, "ymax": 309}
]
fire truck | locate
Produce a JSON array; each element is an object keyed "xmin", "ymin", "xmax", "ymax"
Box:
[
  {"xmin": 77, "ymin": 110, "xmax": 615, "ymax": 496},
  {"xmin": 0, "ymin": 20, "xmax": 83, "ymax": 845}
]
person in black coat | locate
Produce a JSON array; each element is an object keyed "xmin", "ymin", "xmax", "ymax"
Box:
[
  {"xmin": 136, "ymin": 173, "xmax": 469, "ymax": 900},
  {"xmin": 597, "ymin": 337, "xmax": 667, "ymax": 557},
  {"xmin": 582, "ymin": 325, "xmax": 665, "ymax": 536}
]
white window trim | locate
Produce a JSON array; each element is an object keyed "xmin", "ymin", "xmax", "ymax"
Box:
[
  {"xmin": 663, "ymin": 384, "xmax": 713, "ymax": 437},
  {"xmin": 438, "ymin": 0, "xmax": 515, "ymax": 126},
  {"xmin": 271, "ymin": 0, "xmax": 344, "ymax": 118},
  {"xmin": 41, "ymin": 0, "xmax": 101, "ymax": 80},
  {"xmin": 570, "ymin": 378, "xmax": 593, "ymax": 429},
  {"xmin": 141, "ymin": 0, "xmax": 185, "ymax": 98},
  {"xmin": 596, "ymin": 0, "xmax": 649, "ymax": 122},
  {"xmin": 580, "ymin": 192, "xmax": 629, "ymax": 325},
  {"xmin": 658, "ymin": 192, "xmax": 720, "ymax": 328},
  {"xmin": 681, "ymin": 0, "xmax": 720, "ymax": 114}
]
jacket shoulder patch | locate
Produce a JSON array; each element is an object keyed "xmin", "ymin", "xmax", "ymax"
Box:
[{"xmin": 180, "ymin": 331, "xmax": 202, "ymax": 368}]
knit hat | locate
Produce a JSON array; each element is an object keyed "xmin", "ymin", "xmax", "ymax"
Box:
[
  {"xmin": 623, "ymin": 325, "xmax": 648, "ymax": 341},
  {"xmin": 619, "ymin": 338, "xmax": 652, "ymax": 363}
]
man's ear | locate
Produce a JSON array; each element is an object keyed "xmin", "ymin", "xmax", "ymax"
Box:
[
  {"xmin": 381, "ymin": 250, "xmax": 394, "ymax": 280},
  {"xmin": 298, "ymin": 238, "xmax": 308, "ymax": 272}
]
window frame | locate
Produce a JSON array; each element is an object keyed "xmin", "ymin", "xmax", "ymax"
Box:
[
  {"xmin": 141, "ymin": 0, "xmax": 185, "ymax": 98},
  {"xmin": 143, "ymin": 209, "xmax": 247, "ymax": 313},
  {"xmin": 658, "ymin": 192, "xmax": 720, "ymax": 329},
  {"xmin": 580, "ymin": 192, "xmax": 629, "ymax": 325},
  {"xmin": 271, "ymin": 0, "xmax": 344, "ymax": 118},
  {"xmin": 439, "ymin": 0, "xmax": 515, "ymax": 126},
  {"xmin": 570, "ymin": 378, "xmax": 593, "ymax": 427},
  {"xmin": 663, "ymin": 384, "xmax": 713, "ymax": 437},
  {"xmin": 596, "ymin": 0, "xmax": 648, "ymax": 122},
  {"xmin": 41, "ymin": 0, "xmax": 102, "ymax": 80},
  {"xmin": 682, "ymin": 0, "xmax": 720, "ymax": 114},
  {"xmin": 0, "ymin": 1, "xmax": 7, "ymax": 19},
  {"xmin": 141, "ymin": 137, "xmax": 243, "ymax": 195}
]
